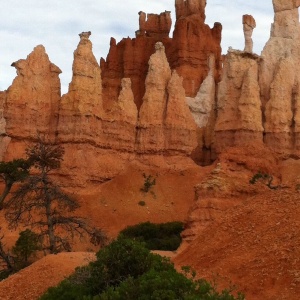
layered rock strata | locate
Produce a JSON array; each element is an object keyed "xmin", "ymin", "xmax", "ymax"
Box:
[{"xmin": 1, "ymin": 33, "xmax": 197, "ymax": 185}]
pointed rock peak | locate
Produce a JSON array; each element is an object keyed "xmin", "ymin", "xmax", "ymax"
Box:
[
  {"xmin": 243, "ymin": 15, "xmax": 256, "ymax": 53},
  {"xmin": 79, "ymin": 31, "xmax": 91, "ymax": 40},
  {"xmin": 11, "ymin": 45, "xmax": 61, "ymax": 76},
  {"xmin": 155, "ymin": 41, "xmax": 165, "ymax": 53},
  {"xmin": 175, "ymin": 0, "xmax": 206, "ymax": 20},
  {"xmin": 118, "ymin": 78, "xmax": 136, "ymax": 108},
  {"xmin": 146, "ymin": 42, "xmax": 171, "ymax": 85},
  {"xmin": 74, "ymin": 31, "xmax": 98, "ymax": 66},
  {"xmin": 117, "ymin": 78, "xmax": 138, "ymax": 121}
]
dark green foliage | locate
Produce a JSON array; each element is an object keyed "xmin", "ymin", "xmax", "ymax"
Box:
[
  {"xmin": 0, "ymin": 229, "xmax": 40, "ymax": 280},
  {"xmin": 120, "ymin": 221, "xmax": 184, "ymax": 251},
  {"xmin": 138, "ymin": 200, "xmax": 146, "ymax": 206},
  {"xmin": 40, "ymin": 237, "xmax": 170, "ymax": 300},
  {"xmin": 0, "ymin": 158, "xmax": 32, "ymax": 208},
  {"xmin": 0, "ymin": 158, "xmax": 31, "ymax": 183},
  {"xmin": 26, "ymin": 136, "xmax": 65, "ymax": 172},
  {"xmin": 40, "ymin": 238, "xmax": 244, "ymax": 300},
  {"xmin": 98, "ymin": 268, "xmax": 244, "ymax": 300},
  {"xmin": 0, "ymin": 269, "xmax": 11, "ymax": 281},
  {"xmin": 141, "ymin": 173, "xmax": 156, "ymax": 193},
  {"xmin": 12, "ymin": 229, "xmax": 40, "ymax": 268},
  {"xmin": 249, "ymin": 172, "xmax": 278, "ymax": 189}
]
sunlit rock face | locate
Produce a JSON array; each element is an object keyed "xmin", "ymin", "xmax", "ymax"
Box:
[
  {"xmin": 259, "ymin": 0, "xmax": 300, "ymax": 153},
  {"xmin": 101, "ymin": 0, "xmax": 222, "ymax": 110},
  {"xmin": 5, "ymin": 45, "xmax": 61, "ymax": 140},
  {"xmin": 214, "ymin": 50, "xmax": 263, "ymax": 154},
  {"xmin": 136, "ymin": 42, "xmax": 197, "ymax": 156}
]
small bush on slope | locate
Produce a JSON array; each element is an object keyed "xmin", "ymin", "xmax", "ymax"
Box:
[
  {"xmin": 120, "ymin": 221, "xmax": 184, "ymax": 251},
  {"xmin": 39, "ymin": 237, "xmax": 244, "ymax": 300}
]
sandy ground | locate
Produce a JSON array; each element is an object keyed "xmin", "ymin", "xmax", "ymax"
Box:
[
  {"xmin": 0, "ymin": 252, "xmax": 96, "ymax": 300},
  {"xmin": 0, "ymin": 161, "xmax": 299, "ymax": 299}
]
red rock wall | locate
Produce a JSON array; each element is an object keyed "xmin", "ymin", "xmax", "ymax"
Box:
[{"xmin": 101, "ymin": 2, "xmax": 222, "ymax": 109}]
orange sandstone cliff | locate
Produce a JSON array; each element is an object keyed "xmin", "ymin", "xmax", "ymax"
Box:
[{"xmin": 2, "ymin": 0, "xmax": 300, "ymax": 182}]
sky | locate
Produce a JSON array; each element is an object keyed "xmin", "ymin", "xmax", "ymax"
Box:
[{"xmin": 0, "ymin": 1, "xmax": 274, "ymax": 93}]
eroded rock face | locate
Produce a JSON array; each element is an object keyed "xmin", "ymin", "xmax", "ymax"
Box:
[
  {"xmin": 170, "ymin": 0, "xmax": 222, "ymax": 97},
  {"xmin": 215, "ymin": 50, "xmax": 263, "ymax": 154},
  {"xmin": 260, "ymin": 0, "xmax": 300, "ymax": 153},
  {"xmin": 4, "ymin": 45, "xmax": 61, "ymax": 140},
  {"xmin": 101, "ymin": 1, "xmax": 222, "ymax": 109},
  {"xmin": 175, "ymin": 0, "xmax": 207, "ymax": 20},
  {"xmin": 57, "ymin": 33, "xmax": 103, "ymax": 145},
  {"xmin": 101, "ymin": 28, "xmax": 172, "ymax": 110},
  {"xmin": 137, "ymin": 42, "xmax": 197, "ymax": 155},
  {"xmin": 243, "ymin": 14, "xmax": 256, "ymax": 53},
  {"xmin": 138, "ymin": 11, "xmax": 172, "ymax": 39}
]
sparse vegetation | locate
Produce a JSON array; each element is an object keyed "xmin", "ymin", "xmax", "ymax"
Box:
[
  {"xmin": 12, "ymin": 229, "xmax": 41, "ymax": 269},
  {"xmin": 0, "ymin": 158, "xmax": 32, "ymax": 209},
  {"xmin": 39, "ymin": 237, "xmax": 245, "ymax": 300},
  {"xmin": 249, "ymin": 171, "xmax": 278, "ymax": 189},
  {"xmin": 0, "ymin": 228, "xmax": 41, "ymax": 280},
  {"xmin": 138, "ymin": 200, "xmax": 146, "ymax": 206},
  {"xmin": 140, "ymin": 173, "xmax": 156, "ymax": 193},
  {"xmin": 119, "ymin": 221, "xmax": 184, "ymax": 251}
]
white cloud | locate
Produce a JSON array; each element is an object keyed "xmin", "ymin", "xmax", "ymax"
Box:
[{"xmin": 0, "ymin": 1, "xmax": 274, "ymax": 93}]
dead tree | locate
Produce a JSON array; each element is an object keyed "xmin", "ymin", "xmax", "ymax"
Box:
[{"xmin": 5, "ymin": 137, "xmax": 107, "ymax": 254}]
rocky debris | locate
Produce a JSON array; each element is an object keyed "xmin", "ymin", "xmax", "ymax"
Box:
[
  {"xmin": 243, "ymin": 14, "xmax": 256, "ymax": 53},
  {"xmin": 0, "ymin": 252, "xmax": 96, "ymax": 300},
  {"xmin": 181, "ymin": 145, "xmax": 279, "ymax": 244},
  {"xmin": 175, "ymin": 186, "xmax": 300, "ymax": 300}
]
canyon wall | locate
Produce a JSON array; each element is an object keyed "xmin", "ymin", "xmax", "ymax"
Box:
[
  {"xmin": 1, "ymin": 0, "xmax": 300, "ymax": 186},
  {"xmin": 213, "ymin": 0, "xmax": 300, "ymax": 157}
]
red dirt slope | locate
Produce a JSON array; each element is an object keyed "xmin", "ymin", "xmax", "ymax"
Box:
[
  {"xmin": 0, "ymin": 252, "xmax": 95, "ymax": 300},
  {"xmin": 174, "ymin": 188, "xmax": 300, "ymax": 300}
]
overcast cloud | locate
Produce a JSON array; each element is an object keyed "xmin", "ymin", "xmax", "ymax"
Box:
[{"xmin": 0, "ymin": 1, "xmax": 274, "ymax": 93}]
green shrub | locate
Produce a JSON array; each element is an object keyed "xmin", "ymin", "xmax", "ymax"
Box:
[
  {"xmin": 249, "ymin": 172, "xmax": 278, "ymax": 189},
  {"xmin": 40, "ymin": 237, "xmax": 244, "ymax": 300},
  {"xmin": 40, "ymin": 237, "xmax": 170, "ymax": 300},
  {"xmin": 12, "ymin": 229, "xmax": 40, "ymax": 268},
  {"xmin": 119, "ymin": 221, "xmax": 184, "ymax": 251},
  {"xmin": 140, "ymin": 173, "xmax": 156, "ymax": 193},
  {"xmin": 138, "ymin": 200, "xmax": 146, "ymax": 206}
]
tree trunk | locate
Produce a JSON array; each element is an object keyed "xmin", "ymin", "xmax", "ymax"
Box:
[
  {"xmin": 0, "ymin": 240, "xmax": 15, "ymax": 272},
  {"xmin": 0, "ymin": 182, "xmax": 12, "ymax": 210},
  {"xmin": 43, "ymin": 172, "xmax": 56, "ymax": 254}
]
